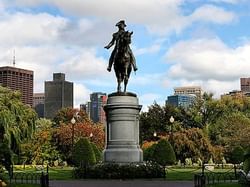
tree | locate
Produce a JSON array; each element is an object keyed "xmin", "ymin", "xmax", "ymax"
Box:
[
  {"xmin": 209, "ymin": 112, "xmax": 250, "ymax": 150},
  {"xmin": 184, "ymin": 93, "xmax": 225, "ymax": 128},
  {"xmin": 229, "ymin": 146, "xmax": 245, "ymax": 165},
  {"xmin": 171, "ymin": 128, "xmax": 214, "ymax": 163},
  {"xmin": 140, "ymin": 102, "xmax": 180, "ymax": 141},
  {"xmin": 0, "ymin": 86, "xmax": 37, "ymax": 172},
  {"xmin": 153, "ymin": 139, "xmax": 176, "ymax": 166},
  {"xmin": 53, "ymin": 107, "xmax": 92, "ymax": 126},
  {"xmin": 54, "ymin": 122, "xmax": 104, "ymax": 162},
  {"xmin": 228, "ymin": 146, "xmax": 245, "ymax": 178},
  {"xmin": 72, "ymin": 138, "xmax": 96, "ymax": 167},
  {"xmin": 20, "ymin": 118, "xmax": 59, "ymax": 166},
  {"xmin": 243, "ymin": 147, "xmax": 250, "ymax": 174}
]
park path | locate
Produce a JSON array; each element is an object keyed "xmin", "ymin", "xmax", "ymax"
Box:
[{"xmin": 50, "ymin": 180, "xmax": 193, "ymax": 187}]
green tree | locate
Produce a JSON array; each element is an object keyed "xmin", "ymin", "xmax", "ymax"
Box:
[
  {"xmin": 171, "ymin": 128, "xmax": 214, "ymax": 163},
  {"xmin": 185, "ymin": 93, "xmax": 225, "ymax": 128},
  {"xmin": 229, "ymin": 146, "xmax": 245, "ymax": 165},
  {"xmin": 0, "ymin": 86, "xmax": 37, "ymax": 172},
  {"xmin": 243, "ymin": 147, "xmax": 250, "ymax": 174},
  {"xmin": 227, "ymin": 146, "xmax": 245, "ymax": 178},
  {"xmin": 140, "ymin": 102, "xmax": 179, "ymax": 141},
  {"xmin": 21, "ymin": 118, "xmax": 59, "ymax": 165},
  {"xmin": 153, "ymin": 139, "xmax": 176, "ymax": 166},
  {"xmin": 72, "ymin": 138, "xmax": 96, "ymax": 167},
  {"xmin": 209, "ymin": 112, "xmax": 250, "ymax": 150}
]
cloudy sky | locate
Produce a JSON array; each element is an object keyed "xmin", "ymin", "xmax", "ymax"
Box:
[{"xmin": 0, "ymin": 0, "xmax": 250, "ymax": 110}]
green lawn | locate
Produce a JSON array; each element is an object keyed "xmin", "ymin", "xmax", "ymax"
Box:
[
  {"xmin": 10, "ymin": 184, "xmax": 40, "ymax": 187},
  {"xmin": 48, "ymin": 167, "xmax": 73, "ymax": 180},
  {"xmin": 207, "ymin": 183, "xmax": 240, "ymax": 187},
  {"xmin": 166, "ymin": 167, "xmax": 202, "ymax": 180},
  {"xmin": 5, "ymin": 165, "xmax": 240, "ymax": 184},
  {"xmin": 8, "ymin": 166, "xmax": 237, "ymax": 181},
  {"xmin": 166, "ymin": 167, "xmax": 236, "ymax": 181}
]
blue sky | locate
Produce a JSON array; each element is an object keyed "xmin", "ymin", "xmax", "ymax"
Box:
[{"xmin": 0, "ymin": 0, "xmax": 250, "ymax": 111}]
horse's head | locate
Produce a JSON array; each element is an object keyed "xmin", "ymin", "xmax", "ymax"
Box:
[
  {"xmin": 117, "ymin": 31, "xmax": 133, "ymax": 54},
  {"xmin": 123, "ymin": 31, "xmax": 133, "ymax": 45}
]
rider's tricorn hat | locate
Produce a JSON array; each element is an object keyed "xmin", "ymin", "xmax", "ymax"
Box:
[{"xmin": 116, "ymin": 20, "xmax": 126, "ymax": 27}]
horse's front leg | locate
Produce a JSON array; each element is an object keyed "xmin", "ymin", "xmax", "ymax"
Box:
[{"xmin": 117, "ymin": 75, "xmax": 122, "ymax": 93}]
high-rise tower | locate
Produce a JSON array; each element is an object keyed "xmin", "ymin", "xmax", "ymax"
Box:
[
  {"xmin": 0, "ymin": 66, "xmax": 33, "ymax": 106},
  {"xmin": 44, "ymin": 73, "xmax": 73, "ymax": 119},
  {"xmin": 89, "ymin": 92, "xmax": 107, "ymax": 123}
]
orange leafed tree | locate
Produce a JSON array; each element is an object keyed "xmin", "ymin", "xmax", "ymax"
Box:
[{"xmin": 53, "ymin": 107, "xmax": 105, "ymax": 162}]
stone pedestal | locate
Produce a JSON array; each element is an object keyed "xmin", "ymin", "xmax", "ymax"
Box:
[{"xmin": 103, "ymin": 92, "xmax": 143, "ymax": 163}]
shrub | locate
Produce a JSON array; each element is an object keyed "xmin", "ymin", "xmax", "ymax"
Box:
[
  {"xmin": 153, "ymin": 139, "xmax": 176, "ymax": 166},
  {"xmin": 72, "ymin": 138, "xmax": 96, "ymax": 167},
  {"xmin": 229, "ymin": 146, "xmax": 244, "ymax": 165},
  {"xmin": 74, "ymin": 162, "xmax": 165, "ymax": 179},
  {"xmin": 91, "ymin": 143, "xmax": 102, "ymax": 162},
  {"xmin": 143, "ymin": 143, "xmax": 157, "ymax": 162},
  {"xmin": 243, "ymin": 147, "xmax": 250, "ymax": 173}
]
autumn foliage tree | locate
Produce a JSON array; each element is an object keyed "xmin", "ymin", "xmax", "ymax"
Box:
[
  {"xmin": 53, "ymin": 108, "xmax": 105, "ymax": 163},
  {"xmin": 53, "ymin": 107, "xmax": 93, "ymax": 126}
]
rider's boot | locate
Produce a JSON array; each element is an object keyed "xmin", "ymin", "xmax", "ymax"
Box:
[
  {"xmin": 132, "ymin": 63, "xmax": 138, "ymax": 71},
  {"xmin": 107, "ymin": 60, "xmax": 113, "ymax": 72}
]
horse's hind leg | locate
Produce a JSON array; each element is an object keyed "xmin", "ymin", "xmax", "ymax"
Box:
[{"xmin": 117, "ymin": 76, "xmax": 122, "ymax": 92}]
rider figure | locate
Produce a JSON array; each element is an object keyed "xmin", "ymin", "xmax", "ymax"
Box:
[{"xmin": 105, "ymin": 20, "xmax": 137, "ymax": 72}]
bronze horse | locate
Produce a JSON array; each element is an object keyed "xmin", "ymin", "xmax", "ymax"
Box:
[{"xmin": 113, "ymin": 31, "xmax": 133, "ymax": 93}]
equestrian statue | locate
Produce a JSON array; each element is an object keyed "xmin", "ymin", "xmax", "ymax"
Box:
[{"xmin": 104, "ymin": 20, "xmax": 137, "ymax": 93}]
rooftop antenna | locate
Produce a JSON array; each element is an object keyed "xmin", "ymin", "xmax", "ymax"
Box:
[{"xmin": 13, "ymin": 50, "xmax": 16, "ymax": 67}]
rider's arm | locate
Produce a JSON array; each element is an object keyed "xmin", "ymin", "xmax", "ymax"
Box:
[{"xmin": 104, "ymin": 34, "xmax": 116, "ymax": 49}]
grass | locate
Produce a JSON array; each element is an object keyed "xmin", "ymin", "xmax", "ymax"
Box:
[
  {"xmin": 48, "ymin": 167, "xmax": 73, "ymax": 180},
  {"xmin": 207, "ymin": 183, "xmax": 241, "ymax": 187},
  {"xmin": 166, "ymin": 167, "xmax": 202, "ymax": 180},
  {"xmin": 3, "ymin": 166, "xmax": 74, "ymax": 180},
  {"xmin": 4, "ymin": 165, "xmax": 239, "ymax": 182},
  {"xmin": 8, "ymin": 166, "xmax": 237, "ymax": 181},
  {"xmin": 9, "ymin": 184, "xmax": 40, "ymax": 187}
]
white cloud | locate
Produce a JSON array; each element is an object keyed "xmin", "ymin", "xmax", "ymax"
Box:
[
  {"xmin": 58, "ymin": 48, "xmax": 109, "ymax": 79},
  {"xmin": 0, "ymin": 0, "xmax": 244, "ymax": 108},
  {"xmin": 165, "ymin": 38, "xmax": 250, "ymax": 97},
  {"xmin": 0, "ymin": 12, "xmax": 67, "ymax": 46},
  {"xmin": 6, "ymin": 0, "xmax": 237, "ymax": 36},
  {"xmin": 134, "ymin": 44, "xmax": 161, "ymax": 56},
  {"xmin": 74, "ymin": 83, "xmax": 91, "ymax": 108},
  {"xmin": 139, "ymin": 93, "xmax": 164, "ymax": 112},
  {"xmin": 190, "ymin": 4, "xmax": 236, "ymax": 24}
]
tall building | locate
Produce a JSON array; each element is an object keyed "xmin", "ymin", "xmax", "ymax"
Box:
[
  {"xmin": 44, "ymin": 73, "xmax": 73, "ymax": 119},
  {"xmin": 174, "ymin": 86, "xmax": 202, "ymax": 98},
  {"xmin": 89, "ymin": 92, "xmax": 107, "ymax": 123},
  {"xmin": 0, "ymin": 66, "xmax": 33, "ymax": 106},
  {"xmin": 240, "ymin": 78, "xmax": 250, "ymax": 93},
  {"xmin": 33, "ymin": 93, "xmax": 45, "ymax": 118},
  {"xmin": 167, "ymin": 94, "xmax": 196, "ymax": 109}
]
